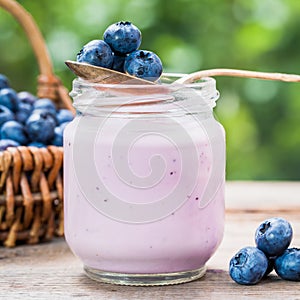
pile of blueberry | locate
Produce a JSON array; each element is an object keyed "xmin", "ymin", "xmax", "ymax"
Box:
[
  {"xmin": 0, "ymin": 74, "xmax": 73, "ymax": 151},
  {"xmin": 77, "ymin": 21, "xmax": 163, "ymax": 81},
  {"xmin": 229, "ymin": 217, "xmax": 300, "ymax": 285}
]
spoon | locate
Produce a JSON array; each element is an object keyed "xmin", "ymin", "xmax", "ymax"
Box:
[
  {"xmin": 65, "ymin": 60, "xmax": 155, "ymax": 85},
  {"xmin": 65, "ymin": 60, "xmax": 300, "ymax": 85}
]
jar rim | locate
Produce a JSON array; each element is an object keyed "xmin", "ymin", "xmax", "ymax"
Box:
[
  {"xmin": 71, "ymin": 74, "xmax": 219, "ymax": 115},
  {"xmin": 72, "ymin": 74, "xmax": 217, "ymax": 90}
]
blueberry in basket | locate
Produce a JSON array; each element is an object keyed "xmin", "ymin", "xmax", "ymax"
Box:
[
  {"xmin": 0, "ymin": 74, "xmax": 10, "ymax": 89},
  {"xmin": 25, "ymin": 110, "xmax": 57, "ymax": 144},
  {"xmin": 0, "ymin": 139, "xmax": 20, "ymax": 151},
  {"xmin": 0, "ymin": 88, "xmax": 20, "ymax": 112},
  {"xmin": 18, "ymin": 91, "xmax": 37, "ymax": 105},
  {"xmin": 0, "ymin": 72, "xmax": 74, "ymax": 150},
  {"xmin": 0, "ymin": 120, "xmax": 29, "ymax": 145},
  {"xmin": 56, "ymin": 109, "xmax": 74, "ymax": 125},
  {"xmin": 0, "ymin": 104, "xmax": 14, "ymax": 127},
  {"xmin": 15, "ymin": 102, "xmax": 33, "ymax": 124}
]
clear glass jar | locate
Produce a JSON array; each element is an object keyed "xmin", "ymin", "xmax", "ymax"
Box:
[{"xmin": 64, "ymin": 76, "xmax": 225, "ymax": 286}]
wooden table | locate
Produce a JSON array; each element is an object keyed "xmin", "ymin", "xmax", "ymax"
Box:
[{"xmin": 1, "ymin": 182, "xmax": 300, "ymax": 299}]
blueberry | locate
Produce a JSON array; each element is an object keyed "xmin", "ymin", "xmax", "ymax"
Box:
[
  {"xmin": 60, "ymin": 121, "xmax": 70, "ymax": 132},
  {"xmin": 229, "ymin": 246, "xmax": 268, "ymax": 285},
  {"xmin": 25, "ymin": 111, "xmax": 56, "ymax": 144},
  {"xmin": 18, "ymin": 91, "xmax": 37, "ymax": 105},
  {"xmin": 15, "ymin": 102, "xmax": 33, "ymax": 124},
  {"xmin": 0, "ymin": 120, "xmax": 29, "ymax": 145},
  {"xmin": 255, "ymin": 217, "xmax": 293, "ymax": 257},
  {"xmin": 56, "ymin": 109, "xmax": 73, "ymax": 125},
  {"xmin": 32, "ymin": 98, "xmax": 58, "ymax": 124},
  {"xmin": 33, "ymin": 98, "xmax": 56, "ymax": 115},
  {"xmin": 124, "ymin": 50, "xmax": 163, "ymax": 81},
  {"xmin": 112, "ymin": 54, "xmax": 126, "ymax": 72},
  {"xmin": 27, "ymin": 141, "xmax": 46, "ymax": 148},
  {"xmin": 32, "ymin": 108, "xmax": 58, "ymax": 125},
  {"xmin": 103, "ymin": 21, "xmax": 141, "ymax": 55},
  {"xmin": 274, "ymin": 248, "xmax": 300, "ymax": 281},
  {"xmin": 0, "ymin": 74, "xmax": 10, "ymax": 89},
  {"xmin": 0, "ymin": 105, "xmax": 14, "ymax": 127},
  {"xmin": 51, "ymin": 126, "xmax": 63, "ymax": 146},
  {"xmin": 77, "ymin": 40, "xmax": 113, "ymax": 68},
  {"xmin": 0, "ymin": 88, "xmax": 20, "ymax": 112},
  {"xmin": 0, "ymin": 139, "xmax": 20, "ymax": 150}
]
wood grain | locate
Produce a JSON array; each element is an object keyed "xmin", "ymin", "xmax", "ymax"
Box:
[{"xmin": 0, "ymin": 181, "xmax": 300, "ymax": 300}]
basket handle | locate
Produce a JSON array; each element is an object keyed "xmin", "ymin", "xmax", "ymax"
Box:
[{"xmin": 0, "ymin": 0, "xmax": 75, "ymax": 113}]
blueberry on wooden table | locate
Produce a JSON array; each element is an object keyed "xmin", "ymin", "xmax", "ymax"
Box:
[
  {"xmin": 255, "ymin": 217, "xmax": 293, "ymax": 257},
  {"xmin": 275, "ymin": 248, "xmax": 300, "ymax": 281},
  {"xmin": 229, "ymin": 246, "xmax": 268, "ymax": 285}
]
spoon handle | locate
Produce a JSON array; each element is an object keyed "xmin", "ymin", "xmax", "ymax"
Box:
[{"xmin": 176, "ymin": 68, "xmax": 300, "ymax": 84}]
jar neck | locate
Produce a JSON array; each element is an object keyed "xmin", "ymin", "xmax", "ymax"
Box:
[{"xmin": 71, "ymin": 76, "xmax": 219, "ymax": 117}]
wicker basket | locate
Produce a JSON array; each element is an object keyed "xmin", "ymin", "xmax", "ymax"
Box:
[{"xmin": 0, "ymin": 0, "xmax": 75, "ymax": 247}]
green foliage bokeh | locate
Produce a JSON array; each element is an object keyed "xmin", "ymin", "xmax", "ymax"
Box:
[{"xmin": 1, "ymin": 0, "xmax": 300, "ymax": 180}]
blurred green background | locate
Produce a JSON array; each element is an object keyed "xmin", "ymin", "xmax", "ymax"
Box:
[{"xmin": 1, "ymin": 0, "xmax": 300, "ymax": 180}]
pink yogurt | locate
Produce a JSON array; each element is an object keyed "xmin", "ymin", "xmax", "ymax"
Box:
[{"xmin": 64, "ymin": 77, "xmax": 225, "ymax": 285}]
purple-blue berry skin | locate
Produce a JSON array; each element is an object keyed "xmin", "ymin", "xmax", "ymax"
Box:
[
  {"xmin": 255, "ymin": 217, "xmax": 293, "ymax": 257},
  {"xmin": 0, "ymin": 88, "xmax": 20, "ymax": 112},
  {"xmin": 77, "ymin": 40, "xmax": 113, "ymax": 68},
  {"xmin": 18, "ymin": 91, "xmax": 37, "ymax": 105},
  {"xmin": 0, "ymin": 74, "xmax": 10, "ymax": 90},
  {"xmin": 103, "ymin": 21, "xmax": 141, "ymax": 55},
  {"xmin": 0, "ymin": 120, "xmax": 29, "ymax": 145},
  {"xmin": 51, "ymin": 126, "xmax": 63, "ymax": 146},
  {"xmin": 56, "ymin": 109, "xmax": 73, "ymax": 125},
  {"xmin": 124, "ymin": 50, "xmax": 163, "ymax": 81},
  {"xmin": 0, "ymin": 139, "xmax": 20, "ymax": 150},
  {"xmin": 25, "ymin": 111, "xmax": 56, "ymax": 144},
  {"xmin": 60, "ymin": 121, "xmax": 70, "ymax": 132},
  {"xmin": 0, "ymin": 105, "xmax": 14, "ymax": 127},
  {"xmin": 15, "ymin": 102, "xmax": 33, "ymax": 124},
  {"xmin": 229, "ymin": 246, "xmax": 268, "ymax": 285},
  {"xmin": 112, "ymin": 54, "xmax": 126, "ymax": 72},
  {"xmin": 33, "ymin": 98, "xmax": 56, "ymax": 114},
  {"xmin": 274, "ymin": 248, "xmax": 300, "ymax": 281},
  {"xmin": 28, "ymin": 141, "xmax": 46, "ymax": 148}
]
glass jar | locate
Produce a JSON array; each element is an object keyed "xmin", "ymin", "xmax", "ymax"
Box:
[{"xmin": 64, "ymin": 76, "xmax": 226, "ymax": 286}]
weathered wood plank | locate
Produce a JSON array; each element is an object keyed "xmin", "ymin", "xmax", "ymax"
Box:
[{"xmin": 0, "ymin": 182, "xmax": 299, "ymax": 300}]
